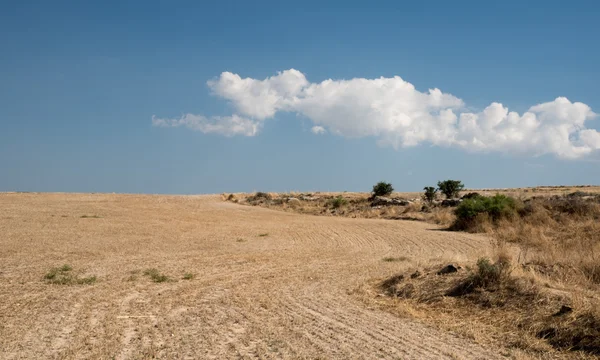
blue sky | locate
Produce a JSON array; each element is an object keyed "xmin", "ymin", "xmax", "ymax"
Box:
[{"xmin": 1, "ymin": 0, "xmax": 599, "ymax": 194}]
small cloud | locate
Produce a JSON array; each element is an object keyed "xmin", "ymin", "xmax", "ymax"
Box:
[
  {"xmin": 152, "ymin": 114, "xmax": 259, "ymax": 137},
  {"xmin": 311, "ymin": 126, "xmax": 326, "ymax": 135}
]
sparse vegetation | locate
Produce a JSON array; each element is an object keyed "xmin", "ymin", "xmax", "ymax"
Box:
[
  {"xmin": 80, "ymin": 215, "xmax": 101, "ymax": 219},
  {"xmin": 437, "ymin": 180, "xmax": 464, "ymax": 199},
  {"xmin": 372, "ymin": 181, "xmax": 394, "ymax": 197},
  {"xmin": 44, "ymin": 265, "xmax": 96, "ymax": 285},
  {"xmin": 380, "ymin": 255, "xmax": 600, "ymax": 356},
  {"xmin": 143, "ymin": 268, "xmax": 170, "ymax": 283},
  {"xmin": 258, "ymin": 233, "xmax": 269, "ymax": 237}
]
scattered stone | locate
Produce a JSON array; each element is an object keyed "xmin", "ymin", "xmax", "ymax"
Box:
[
  {"xmin": 300, "ymin": 196, "xmax": 318, "ymax": 201},
  {"xmin": 441, "ymin": 199, "xmax": 462, "ymax": 207},
  {"xmin": 437, "ymin": 264, "xmax": 459, "ymax": 275},
  {"xmin": 370, "ymin": 196, "xmax": 410, "ymax": 207}
]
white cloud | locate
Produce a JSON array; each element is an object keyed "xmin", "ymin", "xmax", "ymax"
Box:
[
  {"xmin": 152, "ymin": 114, "xmax": 259, "ymax": 137},
  {"xmin": 311, "ymin": 125, "xmax": 326, "ymax": 135},
  {"xmin": 155, "ymin": 69, "xmax": 600, "ymax": 159}
]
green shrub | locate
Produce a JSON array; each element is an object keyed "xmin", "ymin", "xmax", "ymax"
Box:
[
  {"xmin": 452, "ymin": 194, "xmax": 519, "ymax": 231},
  {"xmin": 437, "ymin": 180, "xmax": 464, "ymax": 199},
  {"xmin": 329, "ymin": 196, "xmax": 348, "ymax": 209},
  {"xmin": 372, "ymin": 181, "xmax": 394, "ymax": 197},
  {"xmin": 422, "ymin": 186, "xmax": 438, "ymax": 204}
]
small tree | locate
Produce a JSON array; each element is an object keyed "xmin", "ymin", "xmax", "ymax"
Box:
[
  {"xmin": 437, "ymin": 180, "xmax": 464, "ymax": 199},
  {"xmin": 422, "ymin": 186, "xmax": 438, "ymax": 204},
  {"xmin": 372, "ymin": 181, "xmax": 394, "ymax": 197}
]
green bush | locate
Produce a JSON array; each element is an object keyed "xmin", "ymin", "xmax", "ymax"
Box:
[
  {"xmin": 372, "ymin": 181, "xmax": 394, "ymax": 197},
  {"xmin": 452, "ymin": 194, "xmax": 519, "ymax": 231},
  {"xmin": 437, "ymin": 180, "xmax": 464, "ymax": 199},
  {"xmin": 422, "ymin": 186, "xmax": 438, "ymax": 204},
  {"xmin": 254, "ymin": 192, "xmax": 272, "ymax": 200},
  {"xmin": 329, "ymin": 196, "xmax": 348, "ymax": 209}
]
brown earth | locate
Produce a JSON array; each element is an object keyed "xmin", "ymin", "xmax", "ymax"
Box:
[{"xmin": 1, "ymin": 193, "xmax": 514, "ymax": 359}]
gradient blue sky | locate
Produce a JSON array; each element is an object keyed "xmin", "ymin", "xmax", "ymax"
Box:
[{"xmin": 1, "ymin": 0, "xmax": 599, "ymax": 194}]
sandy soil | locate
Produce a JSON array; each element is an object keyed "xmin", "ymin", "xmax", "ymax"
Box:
[{"xmin": 0, "ymin": 193, "xmax": 503, "ymax": 359}]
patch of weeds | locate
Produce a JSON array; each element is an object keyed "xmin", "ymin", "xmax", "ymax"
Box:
[
  {"xmin": 77, "ymin": 276, "xmax": 97, "ymax": 284},
  {"xmin": 258, "ymin": 233, "xmax": 269, "ymax": 237},
  {"xmin": 60, "ymin": 264, "xmax": 73, "ymax": 272},
  {"xmin": 44, "ymin": 265, "xmax": 96, "ymax": 285},
  {"xmin": 382, "ymin": 256, "xmax": 410, "ymax": 262},
  {"xmin": 143, "ymin": 268, "xmax": 170, "ymax": 283},
  {"xmin": 328, "ymin": 196, "xmax": 348, "ymax": 209},
  {"xmin": 80, "ymin": 215, "xmax": 102, "ymax": 219},
  {"xmin": 236, "ymin": 238, "xmax": 246, "ymax": 242},
  {"xmin": 183, "ymin": 273, "xmax": 195, "ymax": 280}
]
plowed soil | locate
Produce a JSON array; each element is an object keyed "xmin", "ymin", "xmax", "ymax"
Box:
[{"xmin": 0, "ymin": 193, "xmax": 502, "ymax": 359}]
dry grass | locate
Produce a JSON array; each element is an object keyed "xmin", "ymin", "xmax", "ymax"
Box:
[
  {"xmin": 374, "ymin": 192, "xmax": 600, "ymax": 358},
  {"xmin": 376, "ymin": 254, "xmax": 600, "ymax": 358},
  {"xmin": 466, "ymin": 194, "xmax": 600, "ymax": 288}
]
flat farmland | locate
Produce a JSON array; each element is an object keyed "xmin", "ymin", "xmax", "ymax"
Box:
[{"xmin": 1, "ymin": 193, "xmax": 508, "ymax": 359}]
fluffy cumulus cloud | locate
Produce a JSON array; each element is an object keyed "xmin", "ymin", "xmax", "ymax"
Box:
[{"xmin": 153, "ymin": 69, "xmax": 600, "ymax": 159}]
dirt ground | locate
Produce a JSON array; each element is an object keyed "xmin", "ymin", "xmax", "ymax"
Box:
[{"xmin": 1, "ymin": 193, "xmax": 509, "ymax": 359}]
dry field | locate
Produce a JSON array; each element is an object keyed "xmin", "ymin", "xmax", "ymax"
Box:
[
  {"xmin": 0, "ymin": 192, "xmax": 514, "ymax": 359},
  {"xmin": 229, "ymin": 186, "xmax": 600, "ymax": 358}
]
